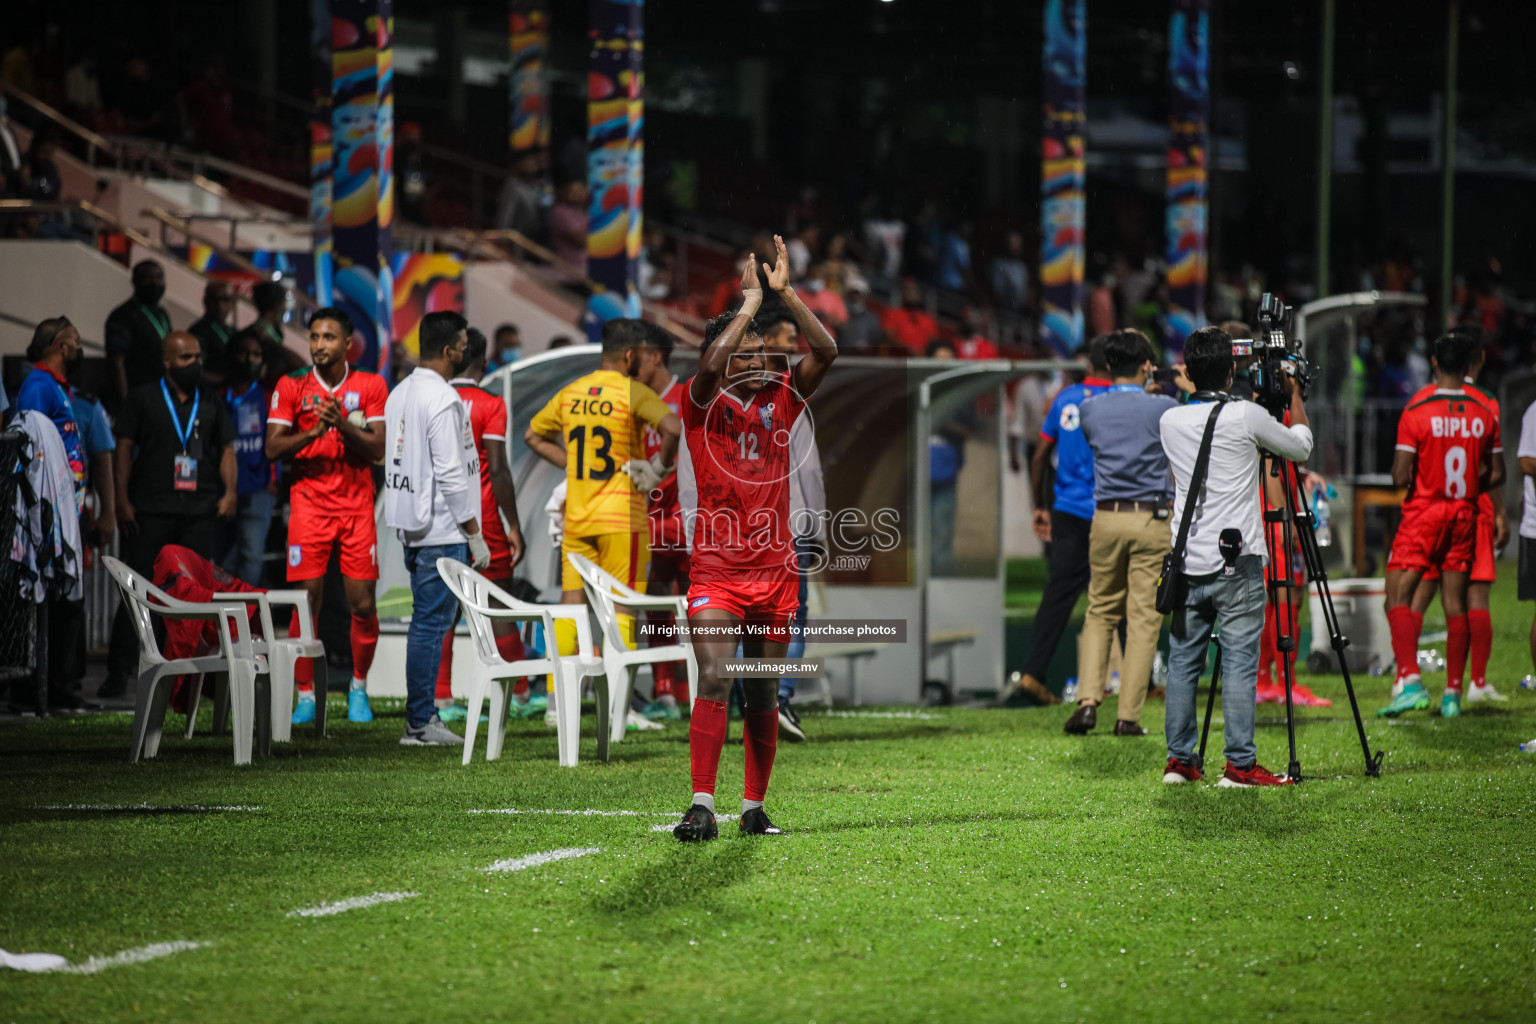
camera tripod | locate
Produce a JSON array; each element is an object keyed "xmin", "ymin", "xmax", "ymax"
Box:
[{"xmin": 1195, "ymin": 450, "xmax": 1384, "ymax": 781}]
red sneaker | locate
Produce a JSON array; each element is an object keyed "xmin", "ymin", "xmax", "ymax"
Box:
[
  {"xmin": 1217, "ymin": 762, "xmax": 1294, "ymax": 788},
  {"xmin": 1162, "ymin": 757, "xmax": 1203, "ymax": 784},
  {"xmin": 1289, "ymin": 682, "xmax": 1332, "ymax": 708},
  {"xmin": 1255, "ymin": 681, "xmax": 1285, "ymax": 704}
]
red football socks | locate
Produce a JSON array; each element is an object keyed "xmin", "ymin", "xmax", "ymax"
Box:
[
  {"xmin": 742, "ymin": 709, "xmax": 779, "ymax": 803},
  {"xmin": 436, "ymin": 629, "xmax": 455, "ymax": 700},
  {"xmin": 292, "ymin": 610, "xmax": 318, "ymax": 689},
  {"xmin": 688, "ymin": 699, "xmax": 729, "ymax": 798},
  {"xmin": 1445, "ymin": 614, "xmax": 1469, "ymax": 692},
  {"xmin": 1468, "ymin": 609, "xmax": 1492, "ymax": 686},
  {"xmin": 1258, "ymin": 601, "xmax": 1277, "ymax": 686},
  {"xmin": 495, "ymin": 630, "xmax": 527, "ymax": 664},
  {"xmin": 350, "ymin": 613, "xmax": 379, "ymax": 681},
  {"xmin": 653, "ymin": 659, "xmax": 677, "ymax": 700},
  {"xmin": 1386, "ymin": 606, "xmax": 1424, "ymax": 681}
]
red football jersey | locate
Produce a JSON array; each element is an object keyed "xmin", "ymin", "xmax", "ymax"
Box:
[
  {"xmin": 1396, "ymin": 387, "xmax": 1501, "ymax": 510},
  {"xmin": 269, "ymin": 366, "xmax": 388, "ymax": 516},
  {"xmin": 643, "ymin": 374, "xmax": 684, "ymax": 515},
  {"xmin": 452, "ymin": 378, "xmax": 510, "ymax": 527},
  {"xmin": 681, "ymin": 371, "xmax": 808, "ymax": 583},
  {"xmin": 1407, "ymin": 381, "xmax": 1501, "ymax": 520}
]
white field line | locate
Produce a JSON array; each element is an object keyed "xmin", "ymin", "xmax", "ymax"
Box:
[
  {"xmin": 467, "ymin": 808, "xmax": 673, "ymax": 817},
  {"xmin": 44, "ymin": 941, "xmax": 209, "ymax": 975},
  {"xmin": 806, "ymin": 710, "xmax": 939, "ymax": 720},
  {"xmin": 649, "ymin": 815, "xmax": 738, "ymax": 833},
  {"xmin": 485, "ymin": 847, "xmax": 602, "ymax": 873},
  {"xmin": 286, "ymin": 891, "xmax": 419, "ymax": 919},
  {"xmin": 34, "ymin": 804, "xmax": 261, "ymax": 812}
]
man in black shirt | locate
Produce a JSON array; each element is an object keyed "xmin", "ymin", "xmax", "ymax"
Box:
[
  {"xmin": 104, "ymin": 329, "xmax": 238, "ymax": 690},
  {"xmin": 105, "ymin": 260, "xmax": 173, "ymax": 405},
  {"xmin": 189, "ymin": 279, "xmax": 237, "ymax": 387}
]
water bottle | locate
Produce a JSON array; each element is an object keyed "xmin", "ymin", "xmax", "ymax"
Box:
[
  {"xmin": 1312, "ymin": 485, "xmax": 1335, "ymax": 548},
  {"xmin": 1153, "ymin": 651, "xmax": 1169, "ymax": 690},
  {"xmin": 1062, "ymin": 678, "xmax": 1079, "ymax": 703}
]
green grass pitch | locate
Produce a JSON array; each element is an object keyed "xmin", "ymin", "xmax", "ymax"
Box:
[{"xmin": 2, "ymin": 571, "xmax": 1534, "ymax": 1022}]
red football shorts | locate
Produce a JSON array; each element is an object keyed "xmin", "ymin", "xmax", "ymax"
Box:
[
  {"xmin": 287, "ymin": 509, "xmax": 378, "ymax": 582},
  {"xmin": 1387, "ymin": 501, "xmax": 1477, "ymax": 575},
  {"xmin": 482, "ymin": 510, "xmax": 513, "ymax": 579},
  {"xmin": 685, "ymin": 580, "xmax": 799, "ymax": 644},
  {"xmin": 1422, "ymin": 501, "xmax": 1496, "ymax": 584}
]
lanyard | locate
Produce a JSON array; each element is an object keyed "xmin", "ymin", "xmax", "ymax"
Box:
[
  {"xmin": 209, "ymin": 321, "xmax": 230, "ymax": 345},
  {"xmin": 160, "ymin": 380, "xmax": 200, "ymax": 455},
  {"xmin": 226, "ymin": 382, "xmax": 259, "ymax": 407},
  {"xmin": 260, "ymin": 320, "xmax": 283, "ymax": 346},
  {"xmin": 141, "ymin": 304, "xmax": 169, "ymax": 340}
]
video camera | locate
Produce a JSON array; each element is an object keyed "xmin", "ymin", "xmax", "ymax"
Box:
[{"xmin": 1246, "ymin": 292, "xmax": 1314, "ymax": 418}]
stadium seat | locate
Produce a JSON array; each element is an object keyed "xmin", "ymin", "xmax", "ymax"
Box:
[
  {"xmin": 436, "ymin": 558, "xmax": 609, "ymax": 767},
  {"xmin": 203, "ymin": 590, "xmax": 326, "ymax": 743},
  {"xmin": 103, "ymin": 557, "xmax": 271, "ymax": 766},
  {"xmin": 566, "ymin": 552, "xmax": 697, "ymax": 746}
]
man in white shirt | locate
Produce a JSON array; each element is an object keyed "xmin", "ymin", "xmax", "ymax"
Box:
[
  {"xmin": 383, "ymin": 311, "xmax": 491, "ymax": 747},
  {"xmin": 1516, "ymin": 400, "xmax": 1536, "ymax": 733},
  {"xmin": 1158, "ymin": 326, "xmax": 1313, "ymax": 787}
]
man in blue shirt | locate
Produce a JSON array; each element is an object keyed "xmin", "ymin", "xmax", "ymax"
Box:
[
  {"xmin": 217, "ymin": 329, "xmax": 276, "ymax": 586},
  {"xmin": 1000, "ymin": 335, "xmax": 1112, "ymax": 704},
  {"xmin": 15, "ymin": 316, "xmax": 96, "ymax": 710}
]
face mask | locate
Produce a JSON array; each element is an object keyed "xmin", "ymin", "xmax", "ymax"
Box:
[
  {"xmin": 848, "ymin": 298, "xmax": 866, "ymax": 314},
  {"xmin": 233, "ymin": 357, "xmax": 262, "ymax": 383},
  {"xmin": 135, "ymin": 283, "xmax": 165, "ymax": 306},
  {"xmin": 167, "ymin": 362, "xmax": 201, "ymax": 393}
]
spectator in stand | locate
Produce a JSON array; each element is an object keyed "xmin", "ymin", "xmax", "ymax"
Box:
[
  {"xmin": 179, "ymin": 55, "xmax": 238, "ymax": 158},
  {"xmin": 839, "ymin": 273, "xmax": 883, "ymax": 351},
  {"xmin": 16, "ymin": 317, "xmax": 92, "ymax": 709},
  {"xmin": 248, "ymin": 281, "xmax": 304, "ymax": 379},
  {"xmin": 990, "ymin": 231, "xmax": 1030, "ymax": 313},
  {"xmin": 786, "ymin": 224, "xmax": 819, "ymax": 280},
  {"xmin": 106, "ymin": 259, "xmax": 172, "ymax": 403},
  {"xmin": 547, "ymin": 335, "xmax": 575, "ymax": 350},
  {"xmin": 495, "ymin": 152, "xmax": 545, "ymax": 241},
  {"xmin": 881, "ymin": 278, "xmax": 941, "ymax": 355},
  {"xmin": 954, "ymin": 307, "xmax": 999, "ymax": 360},
  {"xmin": 0, "ymin": 95, "xmax": 25, "ymax": 198},
  {"xmin": 1087, "ymin": 262, "xmax": 1117, "ymax": 338},
  {"xmin": 488, "ymin": 323, "xmax": 521, "ymax": 370},
  {"xmin": 62, "ymin": 50, "xmax": 102, "ymax": 123},
  {"xmin": 397, "ymin": 122, "xmax": 429, "ymax": 225},
  {"xmin": 935, "ymin": 220, "xmax": 974, "ymax": 292},
  {"xmin": 862, "ymin": 197, "xmax": 906, "ymax": 283},
  {"xmin": 105, "ymin": 330, "xmax": 237, "ymax": 696},
  {"xmin": 550, "ymin": 179, "xmax": 589, "ymax": 280},
  {"xmin": 117, "ymin": 56, "xmax": 174, "ymax": 141},
  {"xmin": 797, "ymin": 264, "xmax": 848, "ymax": 333},
  {"xmin": 189, "ymin": 279, "xmax": 237, "ymax": 386},
  {"xmin": 709, "ymin": 250, "xmax": 752, "ymax": 317},
  {"xmin": 217, "ymin": 330, "xmax": 275, "ymax": 586}
]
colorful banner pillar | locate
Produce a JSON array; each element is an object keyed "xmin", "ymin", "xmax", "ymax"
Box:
[
  {"xmin": 585, "ymin": 0, "xmax": 644, "ymax": 341},
  {"xmin": 509, "ymin": 0, "xmax": 551, "ymax": 155},
  {"xmin": 329, "ymin": 0, "xmax": 394, "ymax": 374},
  {"xmin": 1164, "ymin": 0, "xmax": 1209, "ymax": 357},
  {"xmin": 1039, "ymin": 0, "xmax": 1086, "ymax": 357},
  {"xmin": 309, "ymin": 0, "xmax": 334, "ymax": 307}
]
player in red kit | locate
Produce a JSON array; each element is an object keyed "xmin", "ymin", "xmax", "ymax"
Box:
[
  {"xmin": 1378, "ymin": 330, "xmax": 1503, "ymax": 719},
  {"xmin": 673, "ymin": 236, "xmax": 837, "ymax": 841},
  {"xmin": 434, "ymin": 328, "xmax": 529, "ymax": 720},
  {"xmin": 265, "ymin": 308, "xmax": 388, "ymax": 725},
  {"xmin": 1404, "ymin": 329, "xmax": 1512, "ymax": 705},
  {"xmin": 634, "ymin": 320, "xmax": 692, "ymax": 720}
]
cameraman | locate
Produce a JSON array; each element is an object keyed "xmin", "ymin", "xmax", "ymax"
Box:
[{"xmin": 1158, "ymin": 326, "xmax": 1313, "ymax": 788}]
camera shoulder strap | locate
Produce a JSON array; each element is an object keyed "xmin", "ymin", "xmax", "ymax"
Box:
[{"xmin": 1169, "ymin": 399, "xmax": 1227, "ymax": 569}]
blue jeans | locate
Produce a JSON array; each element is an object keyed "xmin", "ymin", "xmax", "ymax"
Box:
[
  {"xmin": 220, "ymin": 489, "xmax": 276, "ymax": 586},
  {"xmin": 779, "ymin": 540, "xmax": 812, "ymax": 701},
  {"xmin": 1165, "ymin": 555, "xmax": 1266, "ymax": 768},
  {"xmin": 404, "ymin": 543, "xmax": 468, "ymax": 728}
]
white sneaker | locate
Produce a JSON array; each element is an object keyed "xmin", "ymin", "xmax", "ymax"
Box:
[
  {"xmin": 1391, "ymin": 673, "xmax": 1421, "ymax": 700},
  {"xmin": 1465, "ymin": 681, "xmax": 1510, "ymax": 703},
  {"xmin": 399, "ymin": 714, "xmax": 465, "ymax": 746},
  {"xmin": 627, "ymin": 709, "xmax": 663, "ymax": 731}
]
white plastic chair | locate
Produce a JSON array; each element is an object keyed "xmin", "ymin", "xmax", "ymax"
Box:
[
  {"xmin": 200, "ymin": 590, "xmax": 326, "ymax": 742},
  {"xmin": 567, "ymin": 552, "xmax": 697, "ymax": 745},
  {"xmin": 104, "ymin": 556, "xmax": 270, "ymax": 765},
  {"xmin": 437, "ymin": 558, "xmax": 610, "ymax": 766}
]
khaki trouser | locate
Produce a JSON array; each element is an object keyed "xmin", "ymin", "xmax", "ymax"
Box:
[{"xmin": 1077, "ymin": 509, "xmax": 1168, "ymax": 723}]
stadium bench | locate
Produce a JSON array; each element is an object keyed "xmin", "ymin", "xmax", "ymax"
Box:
[{"xmin": 804, "ymin": 642, "xmax": 886, "ymax": 706}]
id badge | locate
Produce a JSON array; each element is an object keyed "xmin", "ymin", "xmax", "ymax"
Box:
[{"xmin": 174, "ymin": 454, "xmax": 198, "ymax": 492}]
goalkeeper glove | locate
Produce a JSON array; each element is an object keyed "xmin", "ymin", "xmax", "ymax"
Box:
[
  {"xmin": 620, "ymin": 453, "xmax": 672, "ymax": 493},
  {"xmin": 465, "ymin": 529, "xmax": 492, "ymax": 570}
]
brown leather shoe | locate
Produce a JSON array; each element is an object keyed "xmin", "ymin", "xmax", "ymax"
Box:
[
  {"xmin": 1063, "ymin": 702, "xmax": 1097, "ymax": 735},
  {"xmin": 996, "ymin": 673, "xmax": 1062, "ymax": 707},
  {"xmin": 1113, "ymin": 719, "xmax": 1148, "ymax": 736},
  {"xmin": 1146, "ymin": 684, "xmax": 1166, "ymax": 701}
]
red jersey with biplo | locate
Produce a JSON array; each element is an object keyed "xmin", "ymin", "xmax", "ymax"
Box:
[
  {"xmin": 269, "ymin": 367, "xmax": 388, "ymax": 516},
  {"xmin": 681, "ymin": 371, "xmax": 807, "ymax": 584},
  {"xmin": 1395, "ymin": 388, "xmax": 1501, "ymax": 510}
]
